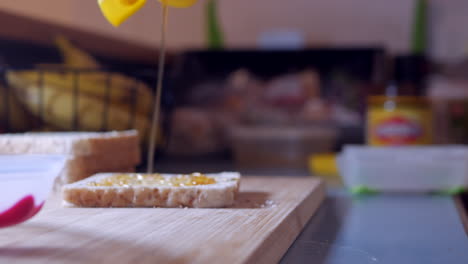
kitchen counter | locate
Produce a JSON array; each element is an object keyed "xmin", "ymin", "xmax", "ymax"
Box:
[
  {"xmin": 280, "ymin": 191, "xmax": 468, "ymax": 264},
  {"xmin": 155, "ymin": 158, "xmax": 468, "ymax": 263}
]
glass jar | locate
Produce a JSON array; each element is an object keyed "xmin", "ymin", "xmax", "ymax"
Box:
[
  {"xmin": 366, "ymin": 54, "xmax": 431, "ymax": 146},
  {"xmin": 367, "ymin": 95, "xmax": 432, "ymax": 145}
]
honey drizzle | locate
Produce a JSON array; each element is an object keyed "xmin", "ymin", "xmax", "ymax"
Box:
[
  {"xmin": 87, "ymin": 173, "xmax": 217, "ymax": 187},
  {"xmin": 147, "ymin": 4, "xmax": 169, "ymax": 173}
]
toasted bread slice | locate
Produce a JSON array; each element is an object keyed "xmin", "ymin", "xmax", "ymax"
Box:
[{"xmin": 62, "ymin": 172, "xmax": 241, "ymax": 208}]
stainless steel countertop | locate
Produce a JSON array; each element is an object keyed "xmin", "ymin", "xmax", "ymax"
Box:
[{"xmin": 281, "ymin": 191, "xmax": 468, "ymax": 264}]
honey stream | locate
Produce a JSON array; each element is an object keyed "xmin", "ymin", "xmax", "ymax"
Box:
[{"xmin": 147, "ymin": 4, "xmax": 169, "ymax": 173}]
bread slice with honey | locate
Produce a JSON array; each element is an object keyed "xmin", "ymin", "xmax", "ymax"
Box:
[{"xmin": 62, "ymin": 172, "xmax": 241, "ymax": 208}]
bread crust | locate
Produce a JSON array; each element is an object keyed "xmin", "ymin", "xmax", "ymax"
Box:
[{"xmin": 62, "ymin": 172, "xmax": 241, "ymax": 208}]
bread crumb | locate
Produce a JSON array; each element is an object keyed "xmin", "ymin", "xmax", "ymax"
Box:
[
  {"xmin": 265, "ymin": 200, "xmax": 277, "ymax": 207},
  {"xmin": 255, "ymin": 200, "xmax": 277, "ymax": 208}
]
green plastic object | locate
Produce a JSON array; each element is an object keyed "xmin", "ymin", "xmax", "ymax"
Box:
[
  {"xmin": 411, "ymin": 0, "xmax": 427, "ymax": 54},
  {"xmin": 349, "ymin": 185, "xmax": 466, "ymax": 196},
  {"xmin": 350, "ymin": 186, "xmax": 379, "ymax": 195},
  {"xmin": 435, "ymin": 186, "xmax": 466, "ymax": 196},
  {"xmin": 205, "ymin": 0, "xmax": 224, "ymax": 49}
]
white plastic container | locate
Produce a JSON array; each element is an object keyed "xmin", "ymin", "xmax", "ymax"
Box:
[
  {"xmin": 0, "ymin": 155, "xmax": 67, "ymax": 228},
  {"xmin": 338, "ymin": 146, "xmax": 468, "ymax": 193}
]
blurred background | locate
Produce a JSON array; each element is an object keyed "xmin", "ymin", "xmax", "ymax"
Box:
[{"xmin": 1, "ymin": 0, "xmax": 468, "ymax": 183}]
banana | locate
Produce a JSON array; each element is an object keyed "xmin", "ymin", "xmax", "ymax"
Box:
[
  {"xmin": 0, "ymin": 84, "xmax": 37, "ymax": 132},
  {"xmin": 7, "ymin": 70, "xmax": 154, "ymax": 117},
  {"xmin": 7, "ymin": 72, "xmax": 153, "ymax": 143},
  {"xmin": 55, "ymin": 36, "xmax": 101, "ymax": 69},
  {"xmin": 6, "ymin": 36, "xmax": 161, "ymax": 146},
  {"xmin": 51, "ymin": 36, "xmax": 155, "ymax": 117}
]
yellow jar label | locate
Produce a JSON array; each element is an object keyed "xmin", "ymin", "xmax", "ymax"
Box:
[{"xmin": 367, "ymin": 107, "xmax": 432, "ymax": 146}]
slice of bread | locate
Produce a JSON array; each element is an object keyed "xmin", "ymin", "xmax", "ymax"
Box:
[
  {"xmin": 0, "ymin": 130, "xmax": 141, "ymax": 184},
  {"xmin": 62, "ymin": 172, "xmax": 241, "ymax": 208},
  {"xmin": 61, "ymin": 148, "xmax": 141, "ymax": 183},
  {"xmin": 60, "ymin": 162, "xmax": 137, "ymax": 185},
  {"xmin": 0, "ymin": 130, "xmax": 139, "ymax": 156}
]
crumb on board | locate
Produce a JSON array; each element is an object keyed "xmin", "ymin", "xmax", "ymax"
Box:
[{"xmin": 254, "ymin": 200, "xmax": 277, "ymax": 208}]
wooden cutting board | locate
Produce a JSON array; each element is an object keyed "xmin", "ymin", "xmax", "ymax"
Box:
[{"xmin": 0, "ymin": 177, "xmax": 325, "ymax": 264}]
